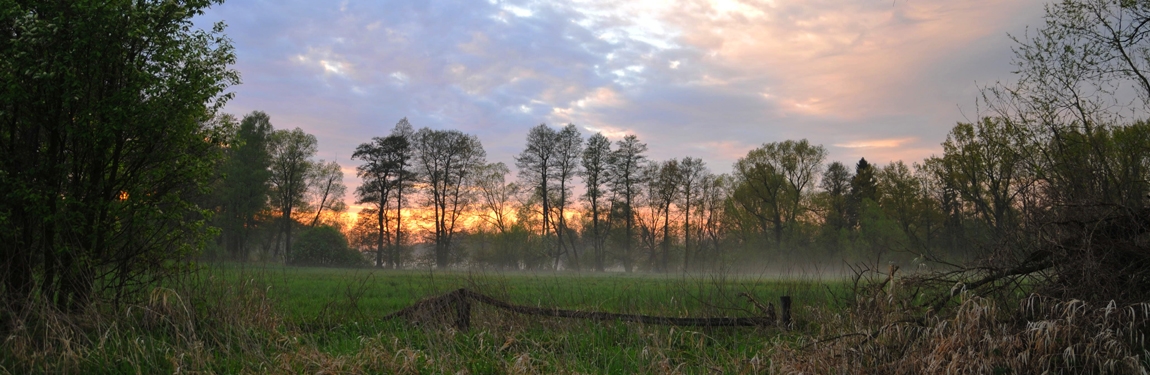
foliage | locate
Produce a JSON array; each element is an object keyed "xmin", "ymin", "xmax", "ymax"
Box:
[
  {"xmin": 217, "ymin": 111, "xmax": 273, "ymax": 260},
  {"xmin": 0, "ymin": 0, "xmax": 238, "ymax": 309},
  {"xmin": 288, "ymin": 226, "xmax": 365, "ymax": 267}
]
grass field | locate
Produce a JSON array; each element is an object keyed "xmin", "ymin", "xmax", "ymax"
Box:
[
  {"xmin": 8, "ymin": 262, "xmax": 1146, "ymax": 373},
  {"xmin": 204, "ymin": 263, "xmax": 848, "ymax": 321},
  {"xmin": 174, "ymin": 263, "xmax": 849, "ymax": 373}
]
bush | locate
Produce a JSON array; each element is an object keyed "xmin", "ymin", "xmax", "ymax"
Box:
[{"xmin": 289, "ymin": 226, "xmax": 366, "ymax": 267}]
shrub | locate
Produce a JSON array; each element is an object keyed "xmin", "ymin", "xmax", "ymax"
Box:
[{"xmin": 289, "ymin": 226, "xmax": 366, "ymax": 267}]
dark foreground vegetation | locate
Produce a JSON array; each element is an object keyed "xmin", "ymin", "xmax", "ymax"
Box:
[{"xmin": 2, "ymin": 0, "xmax": 1150, "ymax": 373}]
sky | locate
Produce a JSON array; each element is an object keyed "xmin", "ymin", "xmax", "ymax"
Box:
[{"xmin": 195, "ymin": 0, "xmax": 1047, "ymax": 213}]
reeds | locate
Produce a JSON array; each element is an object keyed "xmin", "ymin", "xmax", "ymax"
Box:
[{"xmin": 771, "ymin": 292, "xmax": 1150, "ymax": 374}]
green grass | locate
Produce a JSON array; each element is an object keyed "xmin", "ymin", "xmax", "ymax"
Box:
[
  {"xmin": 3, "ymin": 263, "xmax": 851, "ymax": 374},
  {"xmin": 199, "ymin": 262, "xmax": 848, "ymax": 323},
  {"xmin": 182, "ymin": 263, "xmax": 849, "ymax": 373}
]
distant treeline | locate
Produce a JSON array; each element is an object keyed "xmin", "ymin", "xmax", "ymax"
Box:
[{"xmin": 203, "ymin": 112, "xmax": 1150, "ymax": 272}]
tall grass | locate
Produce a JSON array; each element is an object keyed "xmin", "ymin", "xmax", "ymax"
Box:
[{"xmin": 3, "ymin": 263, "xmax": 1146, "ymax": 373}]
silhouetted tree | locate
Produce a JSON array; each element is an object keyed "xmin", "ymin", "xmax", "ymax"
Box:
[
  {"xmin": 268, "ymin": 128, "xmax": 317, "ymax": 261},
  {"xmin": 608, "ymin": 135, "xmax": 648, "ymax": 272},
  {"xmin": 581, "ymin": 132, "xmax": 612, "ymax": 271},
  {"xmin": 516, "ymin": 124, "xmax": 559, "ymax": 265},
  {"xmin": 413, "ymin": 128, "xmax": 486, "ymax": 268},
  {"xmin": 353, "ymin": 133, "xmax": 412, "ymax": 268}
]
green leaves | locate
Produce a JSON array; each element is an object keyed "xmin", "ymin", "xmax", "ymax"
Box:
[{"xmin": 0, "ymin": 0, "xmax": 238, "ymax": 307}]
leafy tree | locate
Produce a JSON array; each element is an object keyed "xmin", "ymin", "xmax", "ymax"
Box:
[
  {"xmin": 732, "ymin": 140, "xmax": 826, "ymax": 247},
  {"xmin": 819, "ymin": 161, "xmax": 852, "ymax": 233},
  {"xmin": 412, "ymin": 128, "xmax": 486, "ymax": 268},
  {"xmin": 288, "ymin": 226, "xmax": 365, "ymax": 267},
  {"xmin": 848, "ymin": 158, "xmax": 878, "ymax": 228},
  {"xmin": 607, "ymin": 134, "xmax": 648, "ymax": 272},
  {"xmin": 929, "ymin": 119, "xmax": 1031, "ymax": 238},
  {"xmin": 580, "ymin": 132, "xmax": 612, "ymax": 271},
  {"xmin": 268, "ymin": 128, "xmax": 318, "ymax": 260},
  {"xmin": 218, "ymin": 111, "xmax": 273, "ymax": 260},
  {"xmin": 0, "ymin": 0, "xmax": 238, "ymax": 309}
]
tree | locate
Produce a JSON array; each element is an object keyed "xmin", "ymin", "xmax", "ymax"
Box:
[
  {"xmin": 848, "ymin": 158, "xmax": 878, "ymax": 228},
  {"xmin": 552, "ymin": 124, "xmax": 584, "ymax": 269},
  {"xmin": 677, "ymin": 157, "xmax": 708, "ymax": 271},
  {"xmin": 306, "ymin": 159, "xmax": 347, "ymax": 227},
  {"xmin": 929, "ymin": 119, "xmax": 1031, "ymax": 238},
  {"xmin": 515, "ymin": 124, "xmax": 559, "ymax": 265},
  {"xmin": 651, "ymin": 160, "xmax": 681, "ymax": 272},
  {"xmin": 819, "ymin": 161, "xmax": 852, "ymax": 233},
  {"xmin": 352, "ymin": 133, "xmax": 411, "ymax": 268},
  {"xmin": 412, "ymin": 128, "xmax": 486, "ymax": 268},
  {"xmin": 876, "ymin": 161, "xmax": 925, "ymax": 248},
  {"xmin": 288, "ymin": 226, "xmax": 365, "ymax": 267},
  {"xmin": 268, "ymin": 128, "xmax": 317, "ymax": 261},
  {"xmin": 608, "ymin": 134, "xmax": 648, "ymax": 272},
  {"xmin": 581, "ymin": 132, "xmax": 612, "ymax": 272},
  {"xmin": 732, "ymin": 140, "xmax": 826, "ymax": 247},
  {"xmin": 697, "ymin": 173, "xmax": 731, "ymax": 267},
  {"xmin": 0, "ymin": 0, "xmax": 239, "ymax": 310},
  {"xmin": 219, "ymin": 111, "xmax": 273, "ymax": 260},
  {"xmin": 474, "ymin": 162, "xmax": 517, "ymax": 235},
  {"xmin": 388, "ymin": 119, "xmax": 416, "ymax": 265}
]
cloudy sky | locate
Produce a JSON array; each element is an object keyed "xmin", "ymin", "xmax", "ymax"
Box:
[{"xmin": 196, "ymin": 0, "xmax": 1046, "ymax": 211}]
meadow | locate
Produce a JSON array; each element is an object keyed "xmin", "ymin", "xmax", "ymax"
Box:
[
  {"xmin": 1, "ymin": 263, "xmax": 850, "ymax": 374},
  {"xmin": 7, "ymin": 262, "xmax": 1148, "ymax": 374},
  {"xmin": 194, "ymin": 263, "xmax": 845, "ymax": 373}
]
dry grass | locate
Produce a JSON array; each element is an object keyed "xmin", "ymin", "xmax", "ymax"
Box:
[{"xmin": 770, "ymin": 288, "xmax": 1150, "ymax": 374}]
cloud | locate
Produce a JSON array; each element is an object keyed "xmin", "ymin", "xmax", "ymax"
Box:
[
  {"xmin": 195, "ymin": 0, "xmax": 1046, "ymax": 211},
  {"xmin": 834, "ymin": 138, "xmax": 917, "ymax": 149}
]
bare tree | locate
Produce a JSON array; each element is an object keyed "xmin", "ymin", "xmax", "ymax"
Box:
[
  {"xmin": 515, "ymin": 124, "xmax": 559, "ymax": 266},
  {"xmin": 581, "ymin": 132, "xmax": 612, "ymax": 271},
  {"xmin": 608, "ymin": 134, "xmax": 648, "ymax": 272},
  {"xmin": 677, "ymin": 157, "xmax": 708, "ymax": 271},
  {"xmin": 474, "ymin": 162, "xmax": 517, "ymax": 235},
  {"xmin": 553, "ymin": 124, "xmax": 584, "ymax": 269},
  {"xmin": 651, "ymin": 160, "xmax": 681, "ymax": 272},
  {"xmin": 413, "ymin": 128, "xmax": 486, "ymax": 268},
  {"xmin": 306, "ymin": 159, "xmax": 347, "ymax": 227}
]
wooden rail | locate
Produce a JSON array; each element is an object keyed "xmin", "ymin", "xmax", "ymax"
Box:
[{"xmin": 384, "ymin": 288, "xmax": 792, "ymax": 331}]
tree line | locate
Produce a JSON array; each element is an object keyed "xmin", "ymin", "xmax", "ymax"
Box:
[{"xmin": 199, "ymin": 105, "xmax": 1149, "ymax": 274}]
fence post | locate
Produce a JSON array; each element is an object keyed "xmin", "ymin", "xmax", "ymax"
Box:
[{"xmin": 780, "ymin": 295, "xmax": 792, "ymax": 327}]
